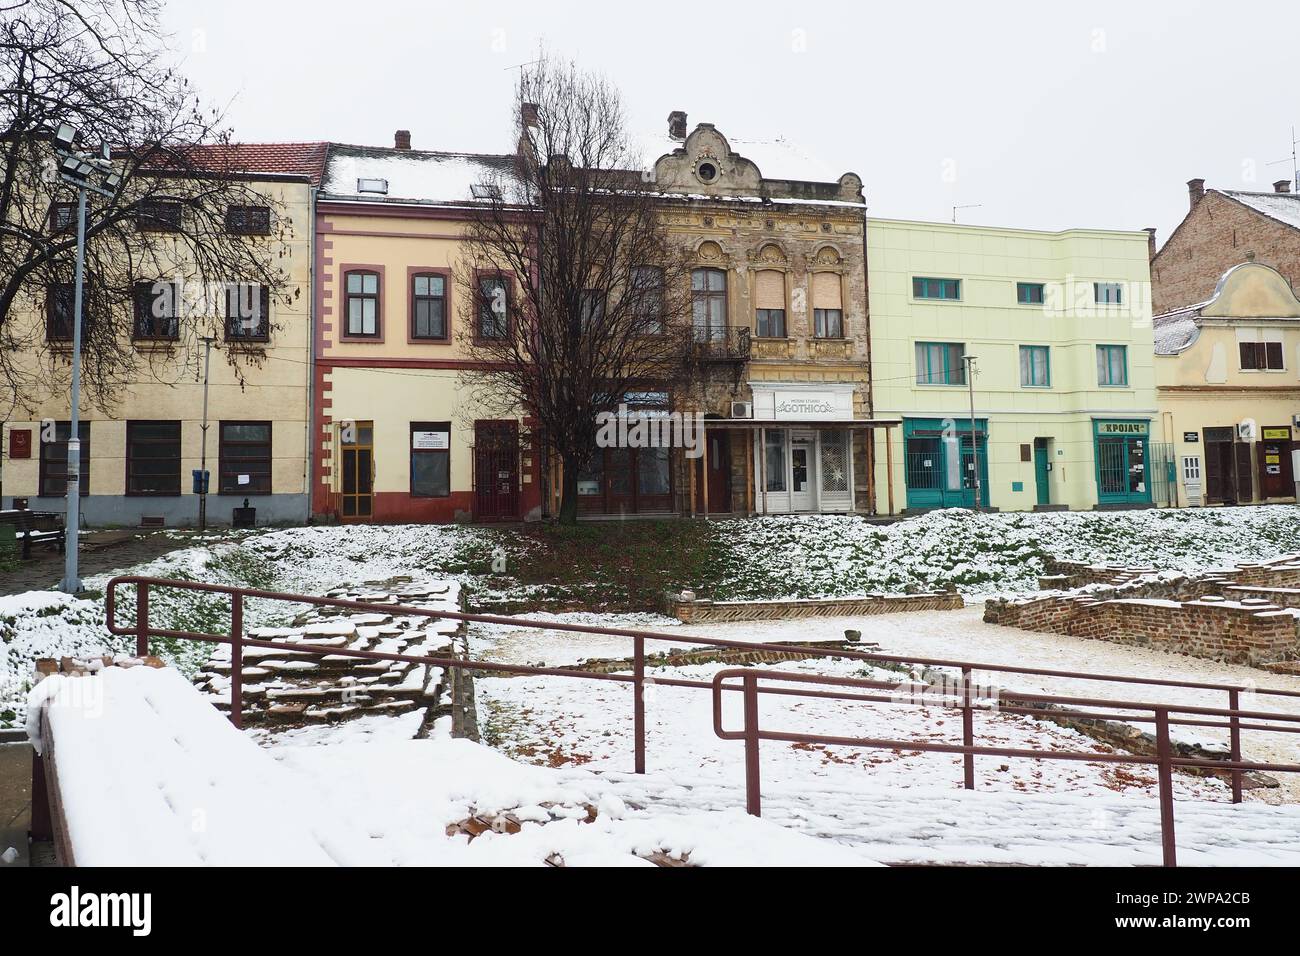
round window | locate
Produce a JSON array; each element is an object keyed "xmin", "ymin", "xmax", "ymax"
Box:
[{"xmin": 696, "ymin": 161, "xmax": 718, "ymax": 183}]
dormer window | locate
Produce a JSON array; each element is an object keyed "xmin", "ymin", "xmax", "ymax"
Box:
[
  {"xmin": 357, "ymin": 178, "xmax": 388, "ymax": 194},
  {"xmin": 696, "ymin": 161, "xmax": 718, "ymax": 184},
  {"xmin": 471, "ymin": 183, "xmax": 501, "ymax": 200}
]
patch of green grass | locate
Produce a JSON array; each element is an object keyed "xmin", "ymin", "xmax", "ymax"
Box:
[{"xmin": 477, "ymin": 520, "xmax": 726, "ymax": 612}]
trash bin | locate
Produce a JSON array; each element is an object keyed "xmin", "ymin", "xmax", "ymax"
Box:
[{"xmin": 231, "ymin": 497, "xmax": 256, "ymax": 528}]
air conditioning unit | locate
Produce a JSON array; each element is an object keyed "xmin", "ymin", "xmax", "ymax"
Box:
[{"xmin": 730, "ymin": 401, "xmax": 753, "ymax": 419}]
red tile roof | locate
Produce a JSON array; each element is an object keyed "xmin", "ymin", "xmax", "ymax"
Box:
[{"xmin": 150, "ymin": 142, "xmax": 330, "ymax": 184}]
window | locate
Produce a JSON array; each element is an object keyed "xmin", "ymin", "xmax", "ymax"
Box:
[
  {"xmin": 1182, "ymin": 456, "xmax": 1201, "ymax": 482},
  {"xmin": 630, "ymin": 266, "xmax": 664, "ymax": 334},
  {"xmin": 1019, "ymin": 345, "xmax": 1050, "ymax": 387},
  {"xmin": 50, "ymin": 201, "xmax": 76, "ymax": 233},
  {"xmin": 345, "ymin": 270, "xmax": 380, "ymax": 337},
  {"xmin": 763, "ymin": 431, "xmax": 786, "ymax": 492},
  {"xmin": 754, "ymin": 270, "xmax": 785, "ymax": 337},
  {"xmin": 913, "ymin": 277, "xmax": 960, "ymax": 300},
  {"xmin": 470, "ymin": 183, "xmax": 501, "ymax": 200},
  {"xmin": 45, "ymin": 282, "xmax": 80, "ymax": 341},
  {"xmin": 1096, "ymin": 344, "xmax": 1128, "ymax": 386},
  {"xmin": 915, "ymin": 342, "xmax": 966, "ymax": 385},
  {"xmin": 478, "ymin": 276, "xmax": 509, "ymax": 339},
  {"xmin": 38, "ymin": 421, "xmax": 89, "ymax": 497},
  {"xmin": 756, "ymin": 309, "xmax": 786, "ymax": 338},
  {"xmin": 410, "ymin": 423, "xmax": 451, "ymax": 497},
  {"xmin": 126, "ymin": 421, "xmax": 181, "ymax": 495},
  {"xmin": 133, "ymin": 281, "xmax": 179, "ymax": 340},
  {"xmin": 691, "ymin": 268, "xmax": 727, "ymax": 342},
  {"xmin": 1017, "ymin": 282, "xmax": 1044, "ymax": 304},
  {"xmin": 411, "ymin": 273, "xmax": 447, "ymax": 340},
  {"xmin": 357, "ymin": 178, "xmax": 388, "ymax": 194},
  {"xmin": 579, "ymin": 290, "xmax": 605, "ymax": 330},
  {"xmin": 812, "ymin": 273, "xmax": 844, "ymax": 337},
  {"xmin": 136, "ymin": 199, "xmax": 182, "ymax": 232},
  {"xmin": 814, "ymin": 309, "xmax": 843, "ymax": 338},
  {"xmin": 1239, "ymin": 341, "xmax": 1285, "ymax": 370},
  {"xmin": 225, "ymin": 205, "xmax": 271, "ymax": 236},
  {"xmin": 1094, "ymin": 282, "xmax": 1123, "ymax": 305},
  {"xmin": 225, "ymin": 283, "xmax": 270, "ymax": 340},
  {"xmin": 218, "ymin": 422, "xmax": 271, "ymax": 494}
]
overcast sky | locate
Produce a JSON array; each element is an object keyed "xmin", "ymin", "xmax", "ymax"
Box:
[{"xmin": 159, "ymin": 0, "xmax": 1297, "ymax": 245}]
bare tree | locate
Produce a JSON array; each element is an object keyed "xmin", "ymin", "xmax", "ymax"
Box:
[
  {"xmin": 457, "ymin": 54, "xmax": 696, "ymax": 524},
  {"xmin": 0, "ymin": 0, "xmax": 300, "ymax": 415}
]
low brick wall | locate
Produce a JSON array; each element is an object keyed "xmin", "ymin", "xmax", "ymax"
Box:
[
  {"xmin": 1224, "ymin": 585, "xmax": 1300, "ymax": 609},
  {"xmin": 985, "ymin": 594, "xmax": 1300, "ymax": 666},
  {"xmin": 669, "ymin": 592, "xmax": 963, "ymax": 624},
  {"xmin": 1230, "ymin": 560, "xmax": 1300, "ymax": 589}
]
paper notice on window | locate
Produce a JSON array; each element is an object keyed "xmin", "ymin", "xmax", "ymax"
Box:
[
  {"xmin": 238, "ymin": 474, "xmax": 250, "ymax": 485},
  {"xmin": 412, "ymin": 431, "xmax": 450, "ymax": 450}
]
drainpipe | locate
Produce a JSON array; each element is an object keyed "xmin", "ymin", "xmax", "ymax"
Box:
[
  {"xmin": 860, "ymin": 204, "xmax": 875, "ymax": 514},
  {"xmin": 304, "ymin": 184, "xmax": 318, "ymax": 521}
]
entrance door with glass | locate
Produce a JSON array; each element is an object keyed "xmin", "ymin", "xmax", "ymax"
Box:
[
  {"xmin": 339, "ymin": 420, "xmax": 374, "ymax": 519},
  {"xmin": 789, "ymin": 431, "xmax": 816, "ymax": 510}
]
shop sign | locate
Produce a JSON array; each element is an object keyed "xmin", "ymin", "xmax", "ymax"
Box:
[
  {"xmin": 1262, "ymin": 427, "xmax": 1292, "ymax": 440},
  {"xmin": 1097, "ymin": 421, "xmax": 1147, "ymax": 435},
  {"xmin": 774, "ymin": 391, "xmax": 837, "ymax": 417}
]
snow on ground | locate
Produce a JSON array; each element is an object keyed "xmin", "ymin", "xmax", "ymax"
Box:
[
  {"xmin": 28, "ymin": 668, "xmax": 871, "ymax": 866},
  {"xmin": 0, "ymin": 591, "xmax": 109, "ymax": 726}
]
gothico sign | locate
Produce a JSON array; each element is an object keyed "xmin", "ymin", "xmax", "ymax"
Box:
[{"xmin": 773, "ymin": 391, "xmax": 838, "ymax": 418}]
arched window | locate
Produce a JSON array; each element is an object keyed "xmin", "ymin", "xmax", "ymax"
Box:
[{"xmin": 691, "ymin": 267, "xmax": 727, "ymax": 342}]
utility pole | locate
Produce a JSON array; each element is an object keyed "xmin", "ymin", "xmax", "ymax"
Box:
[
  {"xmin": 963, "ymin": 354, "xmax": 982, "ymax": 513},
  {"xmin": 52, "ymin": 126, "xmax": 120, "ymax": 594},
  {"xmin": 198, "ymin": 336, "xmax": 215, "ymax": 531}
]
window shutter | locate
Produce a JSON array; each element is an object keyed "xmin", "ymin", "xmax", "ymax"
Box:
[
  {"xmin": 812, "ymin": 272, "xmax": 841, "ymax": 309},
  {"xmin": 754, "ymin": 270, "xmax": 785, "ymax": 309}
]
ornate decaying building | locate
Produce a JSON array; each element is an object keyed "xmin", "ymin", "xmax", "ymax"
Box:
[{"xmin": 566, "ymin": 112, "xmax": 894, "ymax": 518}]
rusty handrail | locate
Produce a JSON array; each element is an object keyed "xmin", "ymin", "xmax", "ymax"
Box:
[
  {"xmin": 709, "ymin": 667, "xmax": 1300, "ymax": 867},
  {"xmin": 104, "ymin": 575, "xmax": 1300, "ymax": 837}
]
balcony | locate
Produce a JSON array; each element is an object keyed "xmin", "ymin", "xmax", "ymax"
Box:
[{"xmin": 687, "ymin": 326, "xmax": 751, "ymax": 363}]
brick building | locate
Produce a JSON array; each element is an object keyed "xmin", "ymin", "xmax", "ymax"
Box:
[{"xmin": 1151, "ymin": 178, "xmax": 1300, "ymax": 314}]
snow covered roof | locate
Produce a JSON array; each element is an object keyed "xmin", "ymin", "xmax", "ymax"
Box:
[
  {"xmin": 1220, "ymin": 189, "xmax": 1300, "ymax": 230},
  {"xmin": 320, "ymin": 144, "xmax": 515, "ymax": 205},
  {"xmin": 1152, "ymin": 305, "xmax": 1203, "ymax": 355}
]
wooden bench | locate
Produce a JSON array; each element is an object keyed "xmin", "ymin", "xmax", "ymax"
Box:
[{"xmin": 0, "ymin": 509, "xmax": 66, "ymax": 560}]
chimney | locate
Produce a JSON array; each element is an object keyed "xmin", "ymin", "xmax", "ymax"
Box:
[
  {"xmin": 394, "ymin": 129, "xmax": 411, "ymax": 150},
  {"xmin": 1275, "ymin": 179, "xmax": 1293, "ymax": 194},
  {"xmin": 1143, "ymin": 227, "xmax": 1157, "ymax": 260},
  {"xmin": 1187, "ymin": 178, "xmax": 1205, "ymax": 209},
  {"xmin": 520, "ymin": 102, "xmax": 539, "ymax": 129},
  {"xmin": 668, "ymin": 110, "xmax": 687, "ymax": 141}
]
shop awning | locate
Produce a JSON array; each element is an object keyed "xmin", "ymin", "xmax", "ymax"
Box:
[{"xmin": 703, "ymin": 418, "xmax": 902, "ymax": 428}]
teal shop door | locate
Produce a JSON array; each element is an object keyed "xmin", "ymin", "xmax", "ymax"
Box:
[
  {"xmin": 1096, "ymin": 436, "xmax": 1153, "ymax": 505},
  {"xmin": 904, "ymin": 421, "xmax": 989, "ymax": 509},
  {"xmin": 1033, "ymin": 442, "xmax": 1050, "ymax": 506}
]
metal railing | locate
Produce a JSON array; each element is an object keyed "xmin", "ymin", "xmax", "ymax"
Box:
[
  {"xmin": 711, "ymin": 668, "xmax": 1300, "ymax": 866},
  {"xmin": 104, "ymin": 575, "xmax": 1300, "ymax": 865}
]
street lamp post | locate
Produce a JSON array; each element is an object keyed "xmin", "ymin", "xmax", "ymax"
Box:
[{"xmin": 53, "ymin": 124, "xmax": 120, "ymax": 594}]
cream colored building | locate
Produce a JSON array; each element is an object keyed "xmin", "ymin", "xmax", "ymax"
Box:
[
  {"xmin": 1153, "ymin": 262, "xmax": 1300, "ymax": 505},
  {"xmin": 311, "ymin": 137, "xmax": 542, "ymax": 523},
  {"xmin": 867, "ymin": 218, "xmax": 1158, "ymax": 512},
  {"xmin": 1, "ymin": 152, "xmax": 321, "ymax": 525}
]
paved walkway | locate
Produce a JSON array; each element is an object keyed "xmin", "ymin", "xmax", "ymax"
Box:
[{"xmin": 1, "ymin": 529, "xmax": 244, "ymax": 595}]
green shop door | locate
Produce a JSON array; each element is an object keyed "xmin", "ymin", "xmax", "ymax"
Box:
[
  {"xmin": 904, "ymin": 419, "xmax": 989, "ymax": 510},
  {"xmin": 1094, "ymin": 420, "xmax": 1153, "ymax": 506},
  {"xmin": 1033, "ymin": 440, "xmax": 1050, "ymax": 506}
]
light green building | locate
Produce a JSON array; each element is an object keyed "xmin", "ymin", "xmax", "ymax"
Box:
[{"xmin": 866, "ymin": 218, "xmax": 1157, "ymax": 513}]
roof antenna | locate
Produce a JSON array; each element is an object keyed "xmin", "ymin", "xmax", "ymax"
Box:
[
  {"xmin": 1266, "ymin": 125, "xmax": 1298, "ymax": 193},
  {"xmin": 952, "ymin": 203, "xmax": 982, "ymax": 223}
]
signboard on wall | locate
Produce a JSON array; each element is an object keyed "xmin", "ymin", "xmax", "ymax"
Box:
[
  {"xmin": 412, "ymin": 430, "xmax": 450, "ymax": 450},
  {"xmin": 1097, "ymin": 421, "xmax": 1148, "ymax": 435},
  {"xmin": 1262, "ymin": 427, "xmax": 1292, "ymax": 440},
  {"xmin": 1183, "ymin": 432, "xmax": 1199, "ymax": 443},
  {"xmin": 774, "ymin": 391, "xmax": 836, "ymax": 417},
  {"xmin": 7, "ymin": 429, "xmax": 31, "ymax": 459}
]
